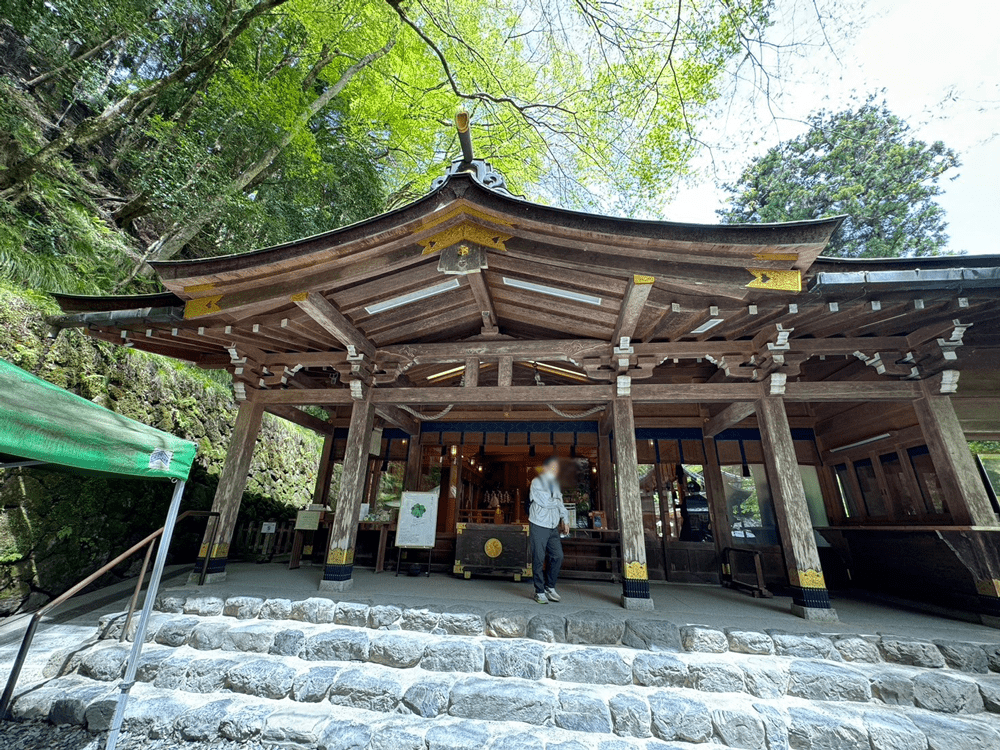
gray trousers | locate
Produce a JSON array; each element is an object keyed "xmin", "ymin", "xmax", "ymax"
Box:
[{"xmin": 529, "ymin": 522, "xmax": 564, "ymax": 593}]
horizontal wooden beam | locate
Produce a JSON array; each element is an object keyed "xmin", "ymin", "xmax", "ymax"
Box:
[
  {"xmin": 264, "ymin": 404, "xmax": 335, "ymax": 434},
  {"xmin": 703, "ymin": 401, "xmax": 758, "ymax": 437},
  {"xmin": 782, "ymin": 380, "xmax": 921, "ymax": 402}
]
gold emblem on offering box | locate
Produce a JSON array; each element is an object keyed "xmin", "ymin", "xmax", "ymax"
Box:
[{"xmin": 484, "ymin": 538, "xmax": 503, "ymax": 558}]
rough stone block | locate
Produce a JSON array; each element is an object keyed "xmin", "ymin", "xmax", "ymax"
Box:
[
  {"xmin": 154, "ymin": 594, "xmax": 185, "ymax": 613},
  {"xmin": 291, "ymin": 597, "xmax": 337, "ymax": 624},
  {"xmin": 597, "ymin": 741, "xmax": 642, "ymax": 750},
  {"xmin": 632, "ymin": 651, "xmax": 688, "ymax": 687},
  {"xmin": 622, "ymin": 618, "xmax": 682, "ymax": 652},
  {"xmin": 219, "ymin": 703, "xmax": 272, "ymax": 741},
  {"xmin": 833, "ymin": 635, "xmax": 882, "ymax": 663},
  {"xmin": 185, "ymin": 657, "xmax": 237, "ymax": 692},
  {"xmin": 787, "ymin": 660, "xmax": 871, "ymax": 702},
  {"xmin": 490, "ymin": 733, "xmax": 546, "ymax": 750},
  {"xmin": 292, "ymin": 666, "xmax": 342, "ymax": 702},
  {"xmin": 566, "ymin": 610, "xmax": 626, "ymax": 644},
  {"xmin": 767, "ymin": 630, "xmax": 835, "ymax": 659},
  {"xmin": 370, "ymin": 632, "xmax": 425, "ymax": 668},
  {"xmin": 527, "ymin": 613, "xmax": 566, "ymax": 643},
  {"xmin": 439, "ymin": 610, "xmax": 485, "ymax": 636},
  {"xmin": 152, "ymin": 657, "xmax": 189, "ymax": 689},
  {"xmin": 334, "ymin": 600, "xmax": 371, "ymax": 627},
  {"xmin": 270, "ymin": 628, "xmax": 305, "ymax": 656},
  {"xmin": 134, "ymin": 649, "xmax": 173, "ymax": 682},
  {"xmin": 153, "ymin": 615, "xmax": 199, "ymax": 647},
  {"xmin": 870, "ymin": 669, "xmax": 915, "ymax": 706},
  {"xmin": 687, "ymin": 661, "xmax": 747, "ymax": 693},
  {"xmin": 422, "ymin": 639, "xmax": 484, "ymax": 672},
  {"xmin": 726, "ymin": 628, "xmax": 775, "ymax": 655},
  {"xmin": 549, "ymin": 647, "xmax": 632, "ymax": 685},
  {"xmin": 935, "ymin": 641, "xmax": 990, "ymax": 673},
  {"xmin": 223, "ymin": 622, "xmax": 278, "ymax": 653},
  {"xmin": 879, "ymin": 636, "xmax": 946, "ymax": 668},
  {"xmin": 401, "ymin": 606, "xmax": 440, "ymax": 632},
  {"xmin": 44, "ymin": 646, "xmax": 86, "ymax": 678},
  {"xmin": 743, "ymin": 661, "xmax": 789, "ymax": 699},
  {"xmin": 753, "ymin": 703, "xmax": 790, "ymax": 750},
  {"xmin": 78, "ymin": 646, "xmax": 129, "ymax": 681},
  {"xmin": 328, "ymin": 667, "xmax": 402, "ymax": 712},
  {"xmin": 223, "ymin": 596, "xmax": 264, "ymax": 620},
  {"xmin": 912, "ymin": 671, "xmax": 984, "ymax": 714},
  {"xmin": 13, "ymin": 679, "xmax": 79, "ymax": 721},
  {"xmin": 979, "ymin": 676, "xmax": 1000, "ymax": 713},
  {"xmin": 368, "ymin": 604, "xmax": 402, "ymax": 629},
  {"xmin": 985, "ymin": 644, "xmax": 1000, "ymax": 673},
  {"xmin": 226, "ymin": 658, "xmax": 297, "ymax": 699},
  {"xmin": 369, "ymin": 718, "xmax": 427, "ymax": 750},
  {"xmin": 425, "ymin": 721, "xmax": 493, "ymax": 750},
  {"xmin": 483, "ymin": 639, "xmax": 546, "ymax": 679},
  {"xmin": 648, "ymin": 693, "xmax": 713, "ymax": 743},
  {"xmin": 188, "ymin": 620, "xmax": 230, "ymax": 650},
  {"xmin": 174, "ymin": 699, "xmax": 235, "ymax": 741},
  {"xmin": 122, "ymin": 693, "xmax": 195, "ymax": 738},
  {"xmin": 259, "ymin": 598, "xmax": 292, "ymax": 620},
  {"xmin": 681, "ymin": 625, "xmax": 728, "ymax": 653},
  {"xmin": 449, "ymin": 676, "xmax": 556, "ymax": 725},
  {"xmin": 303, "ymin": 629, "xmax": 370, "ymax": 662},
  {"xmin": 862, "ymin": 710, "xmax": 927, "ymax": 750},
  {"xmin": 556, "ymin": 689, "xmax": 613, "ymax": 733},
  {"xmin": 262, "ymin": 704, "xmax": 332, "ymax": 746},
  {"xmin": 908, "ymin": 711, "xmax": 1000, "ymax": 750},
  {"xmin": 183, "ymin": 596, "xmax": 225, "ymax": 616},
  {"xmin": 318, "ymin": 718, "xmax": 374, "ymax": 750},
  {"xmin": 608, "ymin": 692, "xmax": 652, "ymax": 738},
  {"xmin": 712, "ymin": 708, "xmax": 767, "ymax": 750},
  {"xmin": 402, "ymin": 677, "xmax": 454, "ymax": 717},
  {"xmin": 49, "ymin": 681, "xmax": 113, "ymax": 726},
  {"xmin": 486, "ymin": 610, "xmax": 528, "ymax": 638},
  {"xmin": 786, "ymin": 706, "xmax": 867, "ymax": 750}
]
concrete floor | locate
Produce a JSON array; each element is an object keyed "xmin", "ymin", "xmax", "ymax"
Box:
[{"xmin": 157, "ymin": 562, "xmax": 1000, "ymax": 643}]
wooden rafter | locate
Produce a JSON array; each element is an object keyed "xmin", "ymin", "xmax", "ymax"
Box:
[
  {"xmin": 612, "ymin": 275, "xmax": 655, "ymax": 343},
  {"xmin": 293, "ymin": 291, "xmax": 375, "ymax": 358}
]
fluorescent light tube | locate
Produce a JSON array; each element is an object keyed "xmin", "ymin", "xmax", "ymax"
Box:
[
  {"xmin": 502, "ymin": 277, "xmax": 602, "ymax": 306},
  {"xmin": 829, "ymin": 433, "xmax": 892, "ymax": 453},
  {"xmin": 690, "ymin": 318, "xmax": 724, "ymax": 334},
  {"xmin": 365, "ymin": 278, "xmax": 460, "ymax": 315}
]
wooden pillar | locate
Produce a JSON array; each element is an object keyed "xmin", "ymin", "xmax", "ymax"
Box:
[
  {"xmin": 702, "ymin": 436, "xmax": 734, "ymax": 555},
  {"xmin": 320, "ymin": 397, "xmax": 375, "ymax": 591},
  {"xmin": 403, "ymin": 438, "xmax": 423, "ymax": 491},
  {"xmin": 914, "ymin": 387, "xmax": 997, "ymax": 527},
  {"xmin": 312, "ymin": 433, "xmax": 336, "ymax": 507},
  {"xmin": 194, "ymin": 399, "xmax": 264, "ymax": 583},
  {"xmin": 613, "ymin": 396, "xmax": 653, "ymax": 610},
  {"xmin": 653, "ymin": 460, "xmax": 671, "ymax": 577},
  {"xmin": 757, "ymin": 396, "xmax": 837, "ymax": 621},
  {"xmin": 598, "ymin": 432, "xmax": 617, "ymax": 529},
  {"xmin": 445, "ymin": 445, "xmax": 460, "ymax": 529},
  {"xmin": 497, "ymin": 356, "xmax": 513, "ymax": 387}
]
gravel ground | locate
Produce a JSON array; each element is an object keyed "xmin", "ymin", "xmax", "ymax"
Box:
[{"xmin": 0, "ymin": 722, "xmax": 269, "ymax": 750}]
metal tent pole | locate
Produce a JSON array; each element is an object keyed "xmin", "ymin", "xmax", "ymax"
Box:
[{"xmin": 104, "ymin": 478, "xmax": 186, "ymax": 750}]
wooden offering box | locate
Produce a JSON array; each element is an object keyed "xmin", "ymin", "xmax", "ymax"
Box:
[{"xmin": 454, "ymin": 522, "xmax": 531, "ymax": 581}]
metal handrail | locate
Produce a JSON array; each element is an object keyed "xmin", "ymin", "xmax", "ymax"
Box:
[{"xmin": 0, "ymin": 510, "xmax": 219, "ymax": 718}]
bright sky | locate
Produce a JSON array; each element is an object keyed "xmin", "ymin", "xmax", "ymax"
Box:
[{"xmin": 661, "ymin": 0, "xmax": 1000, "ymax": 256}]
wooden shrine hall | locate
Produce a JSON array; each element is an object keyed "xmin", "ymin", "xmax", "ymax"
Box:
[{"xmin": 51, "ymin": 126, "xmax": 1000, "ymax": 622}]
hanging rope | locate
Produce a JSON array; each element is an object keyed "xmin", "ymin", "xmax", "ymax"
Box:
[
  {"xmin": 546, "ymin": 404, "xmax": 606, "ymax": 419},
  {"xmin": 398, "ymin": 404, "xmax": 456, "ymax": 420}
]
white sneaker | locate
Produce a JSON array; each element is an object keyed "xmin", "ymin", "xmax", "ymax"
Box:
[
  {"xmin": 534, "ymin": 592, "xmax": 548, "ymax": 604},
  {"xmin": 545, "ymin": 587, "xmax": 561, "ymax": 602}
]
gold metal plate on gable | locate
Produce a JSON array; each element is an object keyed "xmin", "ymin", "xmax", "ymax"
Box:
[{"xmin": 746, "ymin": 268, "xmax": 802, "ymax": 292}]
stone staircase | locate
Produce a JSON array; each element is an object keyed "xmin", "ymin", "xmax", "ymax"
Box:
[{"xmin": 8, "ymin": 593, "xmax": 1000, "ymax": 749}]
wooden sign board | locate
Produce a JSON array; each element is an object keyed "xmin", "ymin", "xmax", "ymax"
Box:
[
  {"xmin": 295, "ymin": 510, "xmax": 322, "ymax": 531},
  {"xmin": 396, "ymin": 491, "xmax": 440, "ymax": 549}
]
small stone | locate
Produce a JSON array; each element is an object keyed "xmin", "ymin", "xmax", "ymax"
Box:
[
  {"xmin": 185, "ymin": 657, "xmax": 237, "ymax": 692},
  {"xmin": 226, "ymin": 658, "xmax": 297, "ymax": 699},
  {"xmin": 912, "ymin": 671, "xmax": 984, "ymax": 714},
  {"xmin": 787, "ymin": 660, "xmax": 871, "ymax": 702},
  {"xmin": 154, "ymin": 615, "xmax": 199, "ymax": 647},
  {"xmin": 223, "ymin": 596, "xmax": 264, "ymax": 619},
  {"xmin": 483, "ymin": 639, "xmax": 546, "ymax": 679},
  {"xmin": 439, "ymin": 610, "xmax": 485, "ymax": 636},
  {"xmin": 786, "ymin": 706, "xmax": 867, "ymax": 749},
  {"xmin": 183, "ymin": 595, "xmax": 225, "ymax": 616},
  {"xmin": 134, "ymin": 649, "xmax": 173, "ymax": 682},
  {"xmin": 223, "ymin": 622, "xmax": 278, "ymax": 652},
  {"xmin": 270, "ymin": 629, "xmax": 306, "ymax": 656},
  {"xmin": 175, "ymin": 699, "xmax": 235, "ymax": 741},
  {"xmin": 879, "ymin": 636, "xmax": 946, "ymax": 668},
  {"xmin": 527, "ymin": 613, "xmax": 566, "ymax": 643},
  {"xmin": 622, "ymin": 618, "xmax": 682, "ymax": 652},
  {"xmin": 425, "ymin": 721, "xmax": 492, "ymax": 750},
  {"xmin": 566, "ymin": 610, "xmax": 626, "ymax": 644},
  {"xmin": 329, "ymin": 667, "xmax": 402, "ymax": 712},
  {"xmin": 259, "ymin": 598, "xmax": 292, "ymax": 620},
  {"xmin": 632, "ymin": 652, "xmax": 688, "ymax": 687},
  {"xmin": 549, "ymin": 647, "xmax": 631, "ymax": 685},
  {"xmin": 767, "ymin": 630, "xmax": 835, "ymax": 659},
  {"xmin": 369, "ymin": 604, "xmax": 402, "ymax": 628},
  {"xmin": 743, "ymin": 662, "xmax": 789, "ymax": 699},
  {"xmin": 49, "ymin": 681, "xmax": 113, "ymax": 726},
  {"xmin": 681, "ymin": 625, "xmax": 728, "ymax": 653},
  {"xmin": 188, "ymin": 620, "xmax": 230, "ymax": 650},
  {"xmin": 712, "ymin": 708, "xmax": 766, "ymax": 750},
  {"xmin": 401, "ymin": 606, "xmax": 440, "ymax": 632},
  {"xmin": 262, "ymin": 704, "xmax": 331, "ymax": 746},
  {"xmin": 449, "ymin": 676, "xmax": 556, "ymax": 725},
  {"xmin": 556, "ymin": 689, "xmax": 613, "ymax": 733},
  {"xmin": 334, "ymin": 601, "xmax": 371, "ymax": 627},
  {"xmin": 754, "ymin": 703, "xmax": 790, "ymax": 750},
  {"xmin": 402, "ymin": 677, "xmax": 454, "ymax": 717},
  {"xmin": 318, "ymin": 718, "xmax": 373, "ymax": 750},
  {"xmin": 687, "ymin": 661, "xmax": 746, "ymax": 693},
  {"xmin": 78, "ymin": 646, "xmax": 129, "ymax": 681},
  {"xmin": 726, "ymin": 628, "xmax": 774, "ymax": 655},
  {"xmin": 370, "ymin": 632, "xmax": 424, "ymax": 668},
  {"xmin": 935, "ymin": 641, "xmax": 990, "ymax": 673},
  {"xmin": 608, "ymin": 692, "xmax": 652, "ymax": 738},
  {"xmin": 833, "ymin": 634, "xmax": 882, "ymax": 663},
  {"xmin": 648, "ymin": 693, "xmax": 713, "ymax": 743},
  {"xmin": 292, "ymin": 666, "xmax": 342, "ymax": 702},
  {"xmin": 863, "ymin": 710, "xmax": 926, "ymax": 750},
  {"xmin": 219, "ymin": 703, "xmax": 272, "ymax": 740},
  {"xmin": 908, "ymin": 711, "xmax": 1000, "ymax": 750},
  {"xmin": 303, "ymin": 629, "xmax": 370, "ymax": 661},
  {"xmin": 486, "ymin": 610, "xmax": 528, "ymax": 638},
  {"xmin": 422, "ymin": 639, "xmax": 484, "ymax": 672},
  {"xmin": 292, "ymin": 597, "xmax": 337, "ymax": 624},
  {"xmin": 870, "ymin": 669, "xmax": 915, "ymax": 705},
  {"xmin": 155, "ymin": 594, "xmax": 185, "ymax": 613}
]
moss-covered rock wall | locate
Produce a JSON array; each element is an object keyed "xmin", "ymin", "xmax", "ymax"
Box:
[{"xmin": 0, "ymin": 286, "xmax": 323, "ymax": 615}]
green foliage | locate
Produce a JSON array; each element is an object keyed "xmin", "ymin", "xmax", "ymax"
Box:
[{"xmin": 718, "ymin": 96, "xmax": 960, "ymax": 258}]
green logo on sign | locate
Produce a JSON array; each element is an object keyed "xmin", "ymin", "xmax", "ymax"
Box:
[{"xmin": 411, "ymin": 503, "xmax": 427, "ymax": 518}]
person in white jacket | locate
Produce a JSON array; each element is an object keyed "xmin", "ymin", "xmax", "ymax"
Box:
[{"xmin": 528, "ymin": 456, "xmax": 570, "ymax": 603}]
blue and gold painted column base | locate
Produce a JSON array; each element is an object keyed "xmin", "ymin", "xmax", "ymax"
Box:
[
  {"xmin": 789, "ymin": 568, "xmax": 838, "ymax": 622},
  {"xmin": 190, "ymin": 542, "xmax": 229, "ymax": 584},
  {"xmin": 320, "ymin": 547, "xmax": 355, "ymax": 591},
  {"xmin": 622, "ymin": 561, "xmax": 654, "ymax": 611}
]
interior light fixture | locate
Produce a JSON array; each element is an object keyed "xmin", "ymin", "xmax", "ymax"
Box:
[
  {"xmin": 689, "ymin": 318, "xmax": 725, "ymax": 334},
  {"xmin": 502, "ymin": 277, "xmax": 602, "ymax": 306},
  {"xmin": 364, "ymin": 278, "xmax": 460, "ymax": 315},
  {"xmin": 426, "ymin": 364, "xmax": 465, "ymax": 381},
  {"xmin": 526, "ymin": 361, "xmax": 589, "ymax": 382},
  {"xmin": 829, "ymin": 433, "xmax": 892, "ymax": 453}
]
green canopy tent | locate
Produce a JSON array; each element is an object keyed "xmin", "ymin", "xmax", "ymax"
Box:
[{"xmin": 0, "ymin": 358, "xmax": 197, "ymax": 750}]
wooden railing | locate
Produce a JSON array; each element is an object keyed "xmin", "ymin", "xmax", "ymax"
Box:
[{"xmin": 229, "ymin": 519, "xmax": 296, "ymax": 561}]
